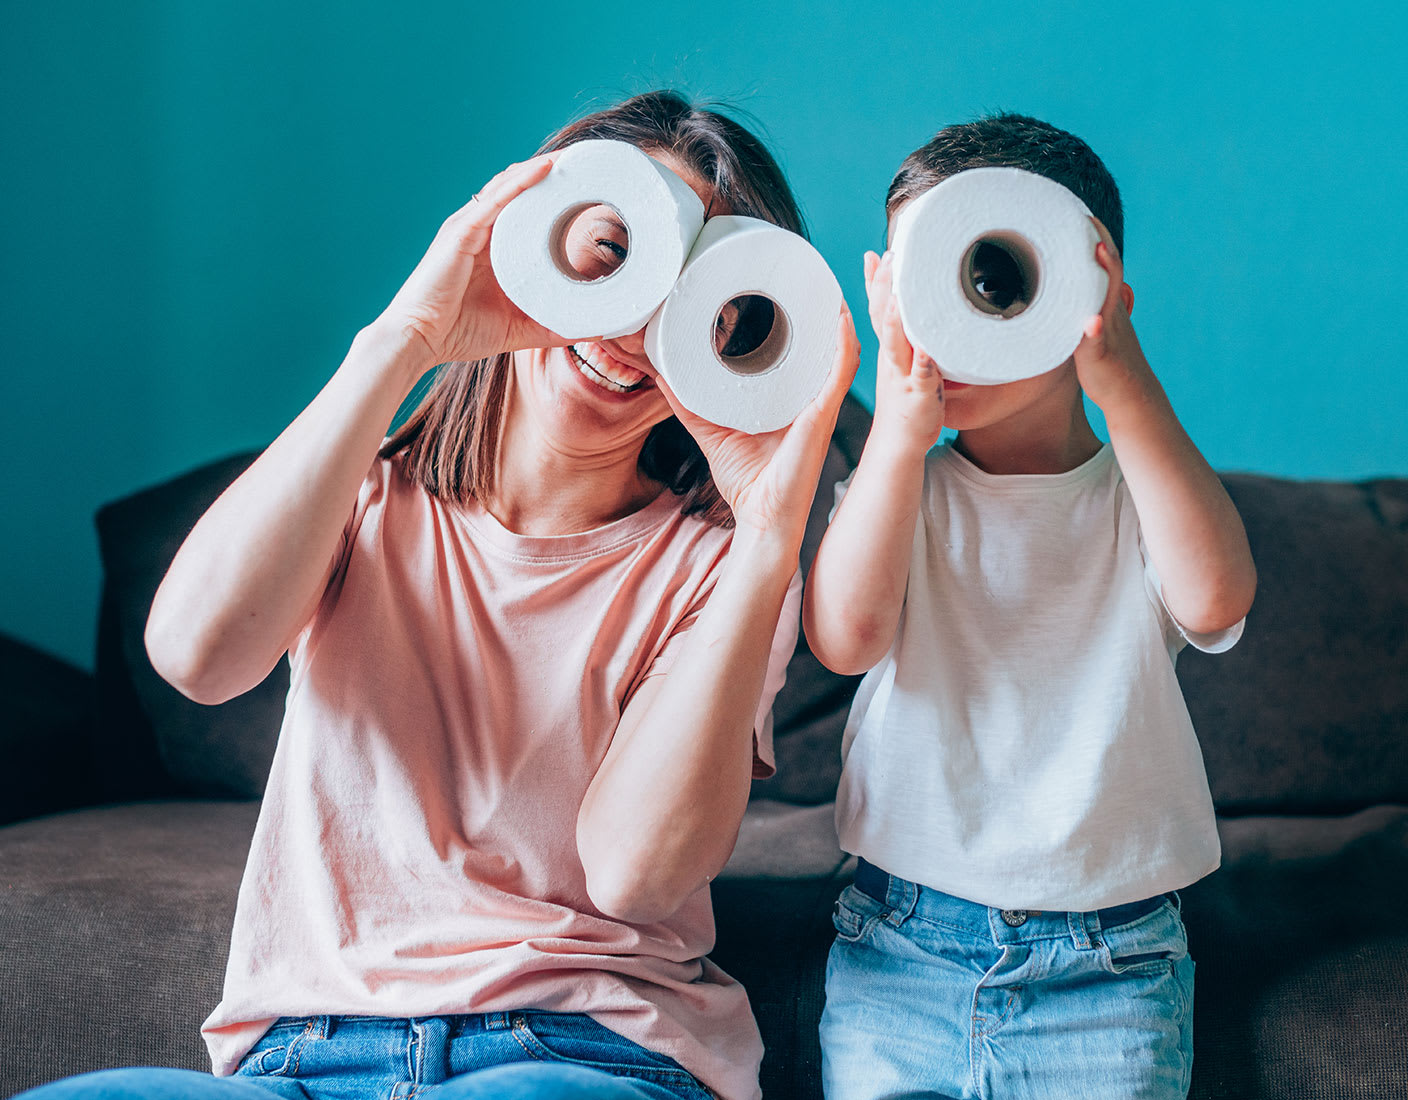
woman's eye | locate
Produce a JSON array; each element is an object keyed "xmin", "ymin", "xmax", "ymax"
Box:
[{"xmin": 597, "ymin": 239, "xmax": 628, "ymax": 260}]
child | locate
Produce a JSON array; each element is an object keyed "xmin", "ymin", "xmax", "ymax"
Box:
[{"xmin": 803, "ymin": 114, "xmax": 1257, "ymax": 1100}]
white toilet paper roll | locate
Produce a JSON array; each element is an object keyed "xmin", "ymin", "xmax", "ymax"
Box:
[
  {"xmin": 489, "ymin": 139, "xmax": 706, "ymax": 340},
  {"xmin": 645, "ymin": 215, "xmax": 842, "ymax": 434},
  {"xmin": 891, "ymin": 167, "xmax": 1108, "ymax": 385}
]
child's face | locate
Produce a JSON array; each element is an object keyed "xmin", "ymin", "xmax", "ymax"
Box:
[
  {"xmin": 938, "ymin": 359, "xmax": 1082, "ymax": 436},
  {"xmin": 886, "ymin": 200, "xmax": 1080, "ymax": 438}
]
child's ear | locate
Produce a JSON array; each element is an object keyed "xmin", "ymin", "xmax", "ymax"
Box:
[{"xmin": 1120, "ymin": 283, "xmax": 1134, "ymax": 316}]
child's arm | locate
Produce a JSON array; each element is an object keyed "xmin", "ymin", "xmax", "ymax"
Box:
[
  {"xmin": 802, "ymin": 251, "xmax": 946, "ymax": 675},
  {"xmin": 1076, "ymin": 224, "xmax": 1257, "ymax": 635}
]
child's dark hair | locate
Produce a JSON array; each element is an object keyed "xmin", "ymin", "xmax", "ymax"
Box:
[{"xmin": 887, "ymin": 113, "xmax": 1124, "ymax": 256}]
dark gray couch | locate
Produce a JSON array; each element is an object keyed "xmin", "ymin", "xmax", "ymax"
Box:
[{"xmin": 3, "ymin": 397, "xmax": 1406, "ymax": 1099}]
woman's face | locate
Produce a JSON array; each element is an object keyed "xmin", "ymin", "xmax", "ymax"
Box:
[{"xmin": 512, "ymin": 148, "xmax": 734, "ymax": 457}]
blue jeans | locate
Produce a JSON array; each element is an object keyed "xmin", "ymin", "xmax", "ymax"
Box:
[
  {"xmin": 820, "ymin": 860, "xmax": 1195, "ymax": 1100},
  {"xmin": 15, "ymin": 1012, "xmax": 712, "ymax": 1100}
]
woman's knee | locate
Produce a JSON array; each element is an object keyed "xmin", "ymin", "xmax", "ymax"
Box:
[{"xmin": 13, "ymin": 1067, "xmax": 284, "ymax": 1100}]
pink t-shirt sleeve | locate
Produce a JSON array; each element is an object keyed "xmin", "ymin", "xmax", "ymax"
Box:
[{"xmin": 636, "ymin": 566, "xmax": 801, "ymax": 780}]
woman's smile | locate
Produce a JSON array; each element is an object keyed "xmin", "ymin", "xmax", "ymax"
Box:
[{"xmin": 567, "ymin": 342, "xmax": 651, "ymax": 394}]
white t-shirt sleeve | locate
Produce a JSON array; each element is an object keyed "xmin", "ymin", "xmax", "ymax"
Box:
[
  {"xmin": 1139, "ymin": 531, "xmax": 1245, "ymax": 654},
  {"xmin": 828, "ymin": 469, "xmax": 856, "ymax": 522}
]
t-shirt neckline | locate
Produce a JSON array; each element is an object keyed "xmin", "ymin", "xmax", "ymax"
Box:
[
  {"xmin": 455, "ymin": 486, "xmax": 686, "ymax": 561},
  {"xmin": 938, "ymin": 440, "xmax": 1113, "ymax": 491}
]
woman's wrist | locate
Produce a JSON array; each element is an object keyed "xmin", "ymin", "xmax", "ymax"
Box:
[
  {"xmin": 725, "ymin": 523, "xmax": 802, "ymax": 593},
  {"xmin": 349, "ymin": 319, "xmax": 440, "ymax": 395}
]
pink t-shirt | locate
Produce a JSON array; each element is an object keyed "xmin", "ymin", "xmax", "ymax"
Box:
[{"xmin": 202, "ymin": 456, "xmax": 798, "ymax": 1100}]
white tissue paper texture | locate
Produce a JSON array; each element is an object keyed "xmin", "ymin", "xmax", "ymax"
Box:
[
  {"xmin": 646, "ymin": 215, "xmax": 842, "ymax": 434},
  {"xmin": 891, "ymin": 167, "xmax": 1108, "ymax": 385},
  {"xmin": 491, "ymin": 141, "xmax": 840, "ymax": 432},
  {"xmin": 489, "ymin": 139, "xmax": 706, "ymax": 340}
]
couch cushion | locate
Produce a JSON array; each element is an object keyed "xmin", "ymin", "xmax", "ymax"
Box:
[
  {"xmin": 0, "ymin": 800, "xmax": 260, "ymax": 1095},
  {"xmin": 95, "ymin": 454, "xmax": 287, "ymax": 799},
  {"xmin": 1179, "ymin": 475, "xmax": 1408, "ymax": 814},
  {"xmin": 1182, "ymin": 806, "xmax": 1408, "ymax": 1099}
]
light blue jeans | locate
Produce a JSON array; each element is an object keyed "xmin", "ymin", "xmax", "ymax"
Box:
[
  {"xmin": 15, "ymin": 1012, "xmax": 711, "ymax": 1100},
  {"xmin": 820, "ymin": 860, "xmax": 1195, "ymax": 1100}
]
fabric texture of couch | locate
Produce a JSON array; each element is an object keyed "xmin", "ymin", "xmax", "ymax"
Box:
[{"xmin": 3, "ymin": 396, "xmax": 1406, "ymax": 1099}]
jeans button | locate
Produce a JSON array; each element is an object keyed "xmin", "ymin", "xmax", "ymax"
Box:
[{"xmin": 1000, "ymin": 909, "xmax": 1029, "ymax": 927}]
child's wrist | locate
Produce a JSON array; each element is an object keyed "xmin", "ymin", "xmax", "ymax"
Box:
[{"xmin": 862, "ymin": 423, "xmax": 934, "ymax": 470}]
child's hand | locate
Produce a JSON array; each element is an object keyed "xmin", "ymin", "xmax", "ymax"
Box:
[
  {"xmin": 1073, "ymin": 220, "xmax": 1155, "ymax": 410},
  {"xmin": 865, "ymin": 250, "xmax": 946, "ymax": 455}
]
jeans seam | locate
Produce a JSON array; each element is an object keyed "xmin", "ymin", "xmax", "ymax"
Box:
[
  {"xmin": 285, "ymin": 1018, "xmax": 315, "ymax": 1077},
  {"xmin": 509, "ymin": 1019, "xmax": 699, "ymax": 1086}
]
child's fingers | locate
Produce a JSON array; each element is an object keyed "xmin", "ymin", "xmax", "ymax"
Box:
[
  {"xmin": 1080, "ymin": 313, "xmax": 1106, "ymax": 360},
  {"xmin": 1089, "ymin": 218, "xmax": 1126, "ymax": 318},
  {"xmin": 866, "ymin": 251, "xmax": 896, "ymax": 340},
  {"xmin": 880, "ymin": 290, "xmax": 914, "ymax": 374}
]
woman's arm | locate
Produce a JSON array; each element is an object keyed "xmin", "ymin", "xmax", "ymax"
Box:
[
  {"xmin": 146, "ymin": 156, "xmax": 561, "ymax": 703},
  {"xmin": 576, "ymin": 310, "xmax": 860, "ymax": 925}
]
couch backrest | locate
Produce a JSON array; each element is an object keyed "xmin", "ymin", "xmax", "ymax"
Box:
[
  {"xmin": 95, "ymin": 453, "xmax": 286, "ymax": 800},
  {"xmin": 93, "ymin": 413, "xmax": 1408, "ymax": 817},
  {"xmin": 1179, "ymin": 473, "xmax": 1408, "ymax": 814},
  {"xmin": 91, "ymin": 395, "xmax": 874, "ymax": 803}
]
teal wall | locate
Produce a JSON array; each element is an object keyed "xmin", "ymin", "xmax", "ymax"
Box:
[{"xmin": 4, "ymin": 2, "xmax": 1407, "ymax": 669}]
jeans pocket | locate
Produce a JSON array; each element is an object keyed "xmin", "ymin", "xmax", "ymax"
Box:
[
  {"xmin": 832, "ymin": 884, "xmax": 886, "ymax": 944},
  {"xmin": 1100, "ymin": 902, "xmax": 1189, "ymax": 977},
  {"xmin": 508, "ymin": 1012, "xmax": 708, "ymax": 1095},
  {"xmin": 234, "ymin": 1018, "xmax": 314, "ymax": 1078}
]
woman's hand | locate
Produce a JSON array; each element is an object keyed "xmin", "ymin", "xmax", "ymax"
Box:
[
  {"xmin": 373, "ymin": 155, "xmax": 569, "ymax": 365},
  {"xmin": 659, "ymin": 306, "xmax": 861, "ymax": 549}
]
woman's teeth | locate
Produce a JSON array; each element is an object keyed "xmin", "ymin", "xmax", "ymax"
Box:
[{"xmin": 569, "ymin": 344, "xmax": 645, "ymax": 394}]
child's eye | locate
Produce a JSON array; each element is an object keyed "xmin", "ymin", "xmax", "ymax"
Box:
[
  {"xmin": 969, "ymin": 242, "xmax": 1026, "ymax": 311},
  {"xmin": 973, "ymin": 275, "xmax": 1019, "ymax": 310}
]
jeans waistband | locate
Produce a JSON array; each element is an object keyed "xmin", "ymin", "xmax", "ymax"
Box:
[{"xmin": 853, "ymin": 858, "xmax": 1171, "ymax": 944}]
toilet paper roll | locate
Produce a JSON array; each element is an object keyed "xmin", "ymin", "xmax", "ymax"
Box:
[
  {"xmin": 489, "ymin": 139, "xmax": 706, "ymax": 340},
  {"xmin": 645, "ymin": 215, "xmax": 842, "ymax": 434},
  {"xmin": 891, "ymin": 167, "xmax": 1108, "ymax": 385}
]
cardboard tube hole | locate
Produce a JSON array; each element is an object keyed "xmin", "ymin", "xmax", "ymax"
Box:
[
  {"xmin": 961, "ymin": 234, "xmax": 1039, "ymax": 318},
  {"xmin": 550, "ymin": 202, "xmax": 631, "ymax": 283},
  {"xmin": 713, "ymin": 294, "xmax": 790, "ymax": 377}
]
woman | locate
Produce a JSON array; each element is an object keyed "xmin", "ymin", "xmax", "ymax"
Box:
[{"xmin": 22, "ymin": 92, "xmax": 857, "ymax": 1100}]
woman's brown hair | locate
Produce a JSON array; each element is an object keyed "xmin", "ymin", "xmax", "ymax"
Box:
[{"xmin": 381, "ymin": 90, "xmax": 806, "ymax": 528}]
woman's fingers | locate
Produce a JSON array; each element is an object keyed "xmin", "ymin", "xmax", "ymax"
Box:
[
  {"xmin": 447, "ymin": 154, "xmax": 556, "ymax": 257},
  {"xmin": 822, "ymin": 303, "xmax": 863, "ymax": 412}
]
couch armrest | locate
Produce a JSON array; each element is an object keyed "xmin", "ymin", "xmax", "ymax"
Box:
[{"xmin": 0, "ymin": 633, "xmax": 98, "ymax": 825}]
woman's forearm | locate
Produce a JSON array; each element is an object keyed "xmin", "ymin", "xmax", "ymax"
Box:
[
  {"xmin": 145, "ymin": 323, "xmax": 432, "ymax": 703},
  {"xmin": 576, "ymin": 528, "xmax": 797, "ymax": 925}
]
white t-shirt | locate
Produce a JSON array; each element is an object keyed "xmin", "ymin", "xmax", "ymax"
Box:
[{"xmin": 834, "ymin": 443, "xmax": 1241, "ymax": 912}]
